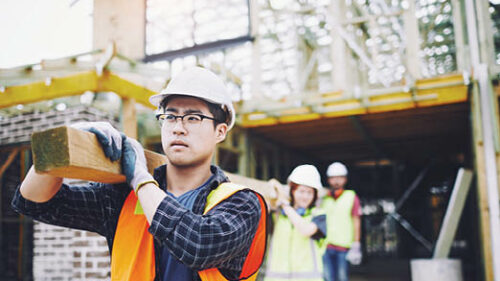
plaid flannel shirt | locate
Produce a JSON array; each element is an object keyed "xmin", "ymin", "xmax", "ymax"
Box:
[{"xmin": 11, "ymin": 165, "xmax": 262, "ymax": 281}]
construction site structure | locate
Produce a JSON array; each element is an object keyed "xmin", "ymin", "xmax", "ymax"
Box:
[{"xmin": 1, "ymin": 0, "xmax": 500, "ymax": 280}]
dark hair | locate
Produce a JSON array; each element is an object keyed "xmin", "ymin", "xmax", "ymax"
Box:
[
  {"xmin": 160, "ymin": 95, "xmax": 228, "ymax": 128},
  {"xmin": 289, "ymin": 182, "xmax": 318, "ymax": 209}
]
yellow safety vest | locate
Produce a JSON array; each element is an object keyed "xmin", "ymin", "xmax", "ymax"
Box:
[
  {"xmin": 320, "ymin": 190, "xmax": 356, "ymax": 248},
  {"xmin": 111, "ymin": 182, "xmax": 268, "ymax": 281},
  {"xmin": 263, "ymin": 208, "xmax": 325, "ymax": 281}
]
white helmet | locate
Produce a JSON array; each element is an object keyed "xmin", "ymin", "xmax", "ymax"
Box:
[
  {"xmin": 287, "ymin": 165, "xmax": 323, "ymax": 190},
  {"xmin": 326, "ymin": 162, "xmax": 348, "ymax": 177},
  {"xmin": 149, "ymin": 66, "xmax": 236, "ymax": 130}
]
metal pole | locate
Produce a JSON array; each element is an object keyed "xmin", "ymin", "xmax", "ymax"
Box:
[{"xmin": 465, "ymin": 0, "xmax": 500, "ymax": 278}]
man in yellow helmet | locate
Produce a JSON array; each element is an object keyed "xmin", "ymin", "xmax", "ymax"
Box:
[
  {"xmin": 321, "ymin": 162, "xmax": 362, "ymax": 281},
  {"xmin": 12, "ymin": 67, "xmax": 267, "ymax": 281}
]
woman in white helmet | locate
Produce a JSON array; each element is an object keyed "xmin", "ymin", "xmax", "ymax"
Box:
[{"xmin": 263, "ymin": 165, "xmax": 327, "ymax": 281}]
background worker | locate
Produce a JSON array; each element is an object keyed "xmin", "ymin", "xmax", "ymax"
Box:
[
  {"xmin": 321, "ymin": 162, "xmax": 362, "ymax": 281},
  {"xmin": 12, "ymin": 67, "xmax": 267, "ymax": 281},
  {"xmin": 264, "ymin": 164, "xmax": 326, "ymax": 281}
]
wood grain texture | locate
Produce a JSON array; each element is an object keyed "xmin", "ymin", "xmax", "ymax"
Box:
[{"xmin": 31, "ymin": 126, "xmax": 280, "ymax": 208}]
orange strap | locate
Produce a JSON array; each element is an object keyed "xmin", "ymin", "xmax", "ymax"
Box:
[
  {"xmin": 111, "ymin": 191, "xmax": 155, "ymax": 281},
  {"xmin": 198, "ymin": 191, "xmax": 268, "ymax": 281}
]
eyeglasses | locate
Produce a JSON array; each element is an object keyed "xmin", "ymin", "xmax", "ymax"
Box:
[{"xmin": 156, "ymin": 113, "xmax": 219, "ymax": 128}]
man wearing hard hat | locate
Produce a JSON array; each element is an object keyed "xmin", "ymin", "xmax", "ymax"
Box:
[
  {"xmin": 321, "ymin": 162, "xmax": 362, "ymax": 281},
  {"xmin": 12, "ymin": 67, "xmax": 267, "ymax": 281}
]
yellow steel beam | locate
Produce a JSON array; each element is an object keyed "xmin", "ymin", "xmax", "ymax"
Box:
[
  {"xmin": 0, "ymin": 71, "xmax": 99, "ymax": 109},
  {"xmin": 240, "ymin": 74, "xmax": 469, "ymax": 128},
  {"xmin": 98, "ymin": 72, "xmax": 156, "ymax": 109},
  {"xmin": 0, "ymin": 71, "xmax": 159, "ymax": 110}
]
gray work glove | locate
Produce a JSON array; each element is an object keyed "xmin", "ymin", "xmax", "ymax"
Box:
[
  {"xmin": 346, "ymin": 241, "xmax": 362, "ymax": 265},
  {"xmin": 71, "ymin": 122, "xmax": 123, "ymax": 161},
  {"xmin": 121, "ymin": 135, "xmax": 158, "ymax": 193}
]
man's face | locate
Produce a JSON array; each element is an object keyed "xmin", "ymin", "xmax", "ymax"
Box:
[
  {"xmin": 327, "ymin": 176, "xmax": 347, "ymax": 190},
  {"xmin": 160, "ymin": 96, "xmax": 227, "ymax": 168}
]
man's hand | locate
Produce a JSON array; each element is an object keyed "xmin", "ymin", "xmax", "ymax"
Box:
[
  {"xmin": 346, "ymin": 241, "xmax": 362, "ymax": 265},
  {"xmin": 121, "ymin": 136, "xmax": 158, "ymax": 192},
  {"xmin": 71, "ymin": 122, "xmax": 123, "ymax": 161}
]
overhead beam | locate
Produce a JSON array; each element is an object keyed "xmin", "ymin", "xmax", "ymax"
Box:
[
  {"xmin": 31, "ymin": 126, "xmax": 280, "ymax": 209},
  {"xmin": 0, "ymin": 70, "xmax": 158, "ymax": 110},
  {"xmin": 0, "ymin": 71, "xmax": 99, "ymax": 109},
  {"xmin": 143, "ymin": 36, "xmax": 254, "ymax": 63}
]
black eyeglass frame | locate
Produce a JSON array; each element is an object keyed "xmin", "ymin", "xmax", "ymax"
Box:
[{"xmin": 155, "ymin": 113, "xmax": 221, "ymax": 124}]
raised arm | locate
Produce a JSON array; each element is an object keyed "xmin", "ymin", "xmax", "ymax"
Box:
[{"xmin": 20, "ymin": 166, "xmax": 63, "ymax": 202}]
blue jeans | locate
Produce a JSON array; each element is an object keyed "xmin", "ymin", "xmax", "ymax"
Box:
[{"xmin": 323, "ymin": 248, "xmax": 349, "ymax": 281}]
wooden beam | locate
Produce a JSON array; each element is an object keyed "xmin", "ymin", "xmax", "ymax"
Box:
[
  {"xmin": 0, "ymin": 148, "xmax": 20, "ymax": 178},
  {"xmin": 31, "ymin": 126, "xmax": 280, "ymax": 208},
  {"xmin": 121, "ymin": 98, "xmax": 137, "ymax": 139},
  {"xmin": 471, "ymin": 85, "xmax": 494, "ymax": 281},
  {"xmin": 433, "ymin": 168, "xmax": 473, "ymax": 258},
  {"xmin": 0, "ymin": 71, "xmax": 98, "ymax": 109},
  {"xmin": 93, "ymin": 0, "xmax": 145, "ymax": 60},
  {"xmin": 99, "ymin": 72, "xmax": 157, "ymax": 109}
]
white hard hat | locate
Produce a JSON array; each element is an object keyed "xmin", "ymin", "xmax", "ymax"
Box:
[
  {"xmin": 149, "ymin": 66, "xmax": 236, "ymax": 130},
  {"xmin": 326, "ymin": 162, "xmax": 348, "ymax": 177},
  {"xmin": 287, "ymin": 165, "xmax": 323, "ymax": 190}
]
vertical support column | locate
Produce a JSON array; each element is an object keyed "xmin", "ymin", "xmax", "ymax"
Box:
[
  {"xmin": 402, "ymin": 0, "xmax": 421, "ymax": 81},
  {"xmin": 466, "ymin": 0, "xmax": 500, "ymax": 277},
  {"xmin": 474, "ymin": 0, "xmax": 496, "ymax": 70},
  {"xmin": 94, "ymin": 0, "xmax": 145, "ymax": 140},
  {"xmin": 474, "ymin": 0, "xmax": 500, "ymax": 154},
  {"xmin": 17, "ymin": 149, "xmax": 25, "ymax": 280},
  {"xmin": 238, "ymin": 129, "xmax": 249, "ymax": 177},
  {"xmin": 273, "ymin": 147, "xmax": 281, "ymax": 181},
  {"xmin": 17, "ymin": 149, "xmax": 32, "ymax": 280},
  {"xmin": 471, "ymin": 84, "xmax": 495, "ymax": 281},
  {"xmin": 477, "ymin": 63, "xmax": 500, "ymax": 281},
  {"xmin": 450, "ymin": 0, "xmax": 467, "ymax": 72},
  {"xmin": 329, "ymin": 0, "xmax": 349, "ymax": 93},
  {"xmin": 261, "ymin": 147, "xmax": 269, "ymax": 180},
  {"xmin": 248, "ymin": 135, "xmax": 257, "ymax": 179},
  {"xmin": 122, "ymin": 98, "xmax": 137, "ymax": 139},
  {"xmin": 249, "ymin": 0, "xmax": 262, "ymax": 99},
  {"xmin": 93, "ymin": 0, "xmax": 145, "ymax": 60}
]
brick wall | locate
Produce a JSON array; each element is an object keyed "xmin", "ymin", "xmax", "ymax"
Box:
[
  {"xmin": 33, "ymin": 221, "xmax": 111, "ymax": 281},
  {"xmin": 0, "ymin": 106, "xmax": 119, "ymax": 146},
  {"xmin": 1, "ymin": 106, "xmax": 119, "ymax": 280}
]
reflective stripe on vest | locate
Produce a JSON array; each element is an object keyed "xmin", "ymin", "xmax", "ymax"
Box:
[
  {"xmin": 111, "ymin": 182, "xmax": 268, "ymax": 281},
  {"xmin": 263, "ymin": 209, "xmax": 324, "ymax": 281},
  {"xmin": 321, "ymin": 190, "xmax": 356, "ymax": 248}
]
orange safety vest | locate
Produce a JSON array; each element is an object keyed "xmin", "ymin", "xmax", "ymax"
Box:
[{"xmin": 111, "ymin": 182, "xmax": 268, "ymax": 281}]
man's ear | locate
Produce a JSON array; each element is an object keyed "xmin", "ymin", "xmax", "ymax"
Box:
[{"xmin": 215, "ymin": 123, "xmax": 228, "ymax": 144}]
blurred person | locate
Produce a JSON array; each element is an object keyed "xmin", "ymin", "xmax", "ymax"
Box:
[
  {"xmin": 264, "ymin": 164, "xmax": 326, "ymax": 281},
  {"xmin": 12, "ymin": 67, "xmax": 268, "ymax": 281},
  {"xmin": 321, "ymin": 162, "xmax": 362, "ymax": 281}
]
